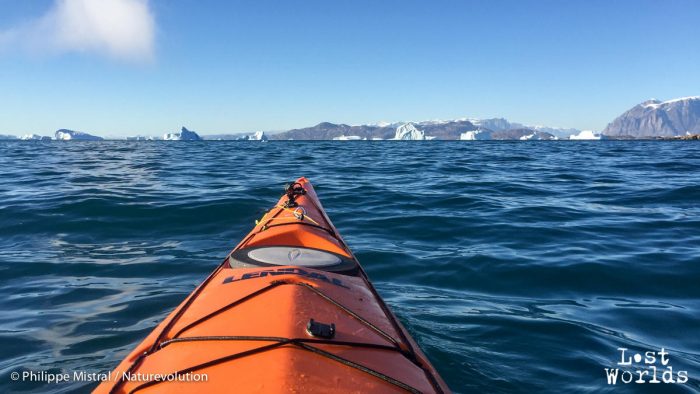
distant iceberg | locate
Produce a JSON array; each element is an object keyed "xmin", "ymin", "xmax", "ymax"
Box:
[
  {"xmin": 467, "ymin": 118, "xmax": 511, "ymax": 132},
  {"xmin": 163, "ymin": 127, "xmax": 202, "ymax": 141},
  {"xmin": 393, "ymin": 123, "xmax": 425, "ymax": 140},
  {"xmin": 460, "ymin": 130, "xmax": 492, "ymax": 140},
  {"xmin": 569, "ymin": 130, "xmax": 603, "ymax": 140},
  {"xmin": 20, "ymin": 134, "xmax": 45, "ymax": 140},
  {"xmin": 55, "ymin": 129, "xmax": 103, "ymax": 141},
  {"xmin": 520, "ymin": 132, "xmax": 558, "ymax": 140},
  {"xmin": 250, "ymin": 131, "xmax": 269, "ymax": 141},
  {"xmin": 332, "ymin": 135, "xmax": 364, "ymax": 140}
]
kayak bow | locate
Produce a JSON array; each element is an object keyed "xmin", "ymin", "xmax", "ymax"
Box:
[{"xmin": 96, "ymin": 177, "xmax": 449, "ymax": 393}]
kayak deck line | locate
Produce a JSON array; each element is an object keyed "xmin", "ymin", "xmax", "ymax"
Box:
[
  {"xmin": 130, "ymin": 337, "xmax": 423, "ymax": 394},
  {"xmin": 157, "ymin": 336, "xmax": 399, "ymax": 352},
  {"xmin": 112, "ymin": 280, "xmax": 433, "ymax": 394},
  {"xmin": 97, "ymin": 177, "xmax": 450, "ymax": 394},
  {"xmin": 168, "ymin": 280, "xmax": 403, "ymax": 346}
]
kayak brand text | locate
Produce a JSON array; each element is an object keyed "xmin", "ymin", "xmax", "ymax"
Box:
[{"xmin": 222, "ymin": 268, "xmax": 350, "ymax": 289}]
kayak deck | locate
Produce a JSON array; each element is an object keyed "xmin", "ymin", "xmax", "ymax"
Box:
[{"xmin": 96, "ymin": 178, "xmax": 449, "ymax": 393}]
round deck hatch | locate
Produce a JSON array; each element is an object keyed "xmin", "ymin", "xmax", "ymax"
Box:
[{"xmin": 247, "ymin": 246, "xmax": 341, "ymax": 267}]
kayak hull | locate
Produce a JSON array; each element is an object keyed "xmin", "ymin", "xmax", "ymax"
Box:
[{"xmin": 95, "ymin": 178, "xmax": 449, "ymax": 393}]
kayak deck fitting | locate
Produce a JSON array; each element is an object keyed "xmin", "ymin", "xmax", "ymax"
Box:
[{"xmin": 96, "ymin": 177, "xmax": 449, "ymax": 393}]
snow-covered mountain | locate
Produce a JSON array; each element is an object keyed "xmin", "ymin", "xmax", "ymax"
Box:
[
  {"xmin": 467, "ymin": 118, "xmax": 579, "ymax": 138},
  {"xmin": 270, "ymin": 117, "xmax": 579, "ymax": 140},
  {"xmin": 603, "ymin": 97, "xmax": 700, "ymax": 137}
]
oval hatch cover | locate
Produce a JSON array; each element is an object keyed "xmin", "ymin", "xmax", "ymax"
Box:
[{"xmin": 247, "ymin": 247, "xmax": 342, "ymax": 267}]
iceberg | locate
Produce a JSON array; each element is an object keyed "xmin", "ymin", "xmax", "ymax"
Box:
[
  {"xmin": 332, "ymin": 135, "xmax": 364, "ymax": 140},
  {"xmin": 250, "ymin": 131, "xmax": 269, "ymax": 141},
  {"xmin": 520, "ymin": 132, "xmax": 557, "ymax": 140},
  {"xmin": 163, "ymin": 127, "xmax": 202, "ymax": 141},
  {"xmin": 55, "ymin": 129, "xmax": 103, "ymax": 141},
  {"xmin": 460, "ymin": 130, "xmax": 492, "ymax": 140},
  {"xmin": 569, "ymin": 130, "xmax": 602, "ymax": 140},
  {"xmin": 393, "ymin": 123, "xmax": 425, "ymax": 140},
  {"xmin": 467, "ymin": 118, "xmax": 512, "ymax": 131},
  {"xmin": 20, "ymin": 134, "xmax": 44, "ymax": 140},
  {"xmin": 179, "ymin": 127, "xmax": 201, "ymax": 141}
]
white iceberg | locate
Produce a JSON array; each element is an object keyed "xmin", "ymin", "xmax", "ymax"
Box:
[
  {"xmin": 520, "ymin": 132, "xmax": 557, "ymax": 140},
  {"xmin": 55, "ymin": 129, "xmax": 102, "ymax": 141},
  {"xmin": 332, "ymin": 135, "xmax": 364, "ymax": 140},
  {"xmin": 393, "ymin": 123, "xmax": 425, "ymax": 140},
  {"xmin": 460, "ymin": 130, "xmax": 492, "ymax": 140},
  {"xmin": 20, "ymin": 134, "xmax": 43, "ymax": 140},
  {"xmin": 569, "ymin": 130, "xmax": 602, "ymax": 140},
  {"xmin": 250, "ymin": 131, "xmax": 269, "ymax": 141},
  {"xmin": 467, "ymin": 118, "xmax": 511, "ymax": 131},
  {"xmin": 163, "ymin": 127, "xmax": 202, "ymax": 141}
]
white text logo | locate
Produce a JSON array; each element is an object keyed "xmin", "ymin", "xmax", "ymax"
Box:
[{"xmin": 604, "ymin": 347, "xmax": 688, "ymax": 385}]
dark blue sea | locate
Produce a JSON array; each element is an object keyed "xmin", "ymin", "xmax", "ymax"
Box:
[{"xmin": 1, "ymin": 141, "xmax": 699, "ymax": 393}]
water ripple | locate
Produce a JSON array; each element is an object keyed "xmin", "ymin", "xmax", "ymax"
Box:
[{"xmin": 0, "ymin": 140, "xmax": 699, "ymax": 393}]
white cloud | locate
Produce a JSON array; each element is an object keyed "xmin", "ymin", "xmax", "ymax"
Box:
[{"xmin": 0, "ymin": 0, "xmax": 155, "ymax": 63}]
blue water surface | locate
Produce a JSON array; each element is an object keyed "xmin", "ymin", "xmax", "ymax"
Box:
[{"xmin": 0, "ymin": 141, "xmax": 698, "ymax": 393}]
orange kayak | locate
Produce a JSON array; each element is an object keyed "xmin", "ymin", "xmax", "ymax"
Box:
[{"xmin": 96, "ymin": 177, "xmax": 450, "ymax": 393}]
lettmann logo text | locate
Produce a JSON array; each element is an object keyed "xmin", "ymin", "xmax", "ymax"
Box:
[{"xmin": 605, "ymin": 348, "xmax": 688, "ymax": 385}]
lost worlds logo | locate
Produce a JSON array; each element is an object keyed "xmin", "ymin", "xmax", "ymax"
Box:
[{"xmin": 605, "ymin": 347, "xmax": 689, "ymax": 385}]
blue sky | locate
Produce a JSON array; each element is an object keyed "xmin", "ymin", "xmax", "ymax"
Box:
[{"xmin": 1, "ymin": 0, "xmax": 699, "ymax": 137}]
